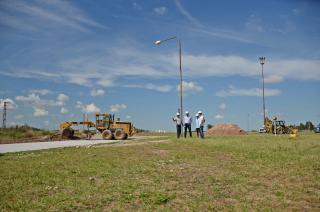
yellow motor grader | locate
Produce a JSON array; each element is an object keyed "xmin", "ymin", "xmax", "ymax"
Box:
[
  {"xmin": 264, "ymin": 117, "xmax": 296, "ymax": 134},
  {"xmin": 59, "ymin": 113, "xmax": 135, "ymax": 140}
]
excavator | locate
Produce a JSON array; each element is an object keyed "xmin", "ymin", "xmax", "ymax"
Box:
[{"xmin": 59, "ymin": 113, "xmax": 135, "ymax": 140}]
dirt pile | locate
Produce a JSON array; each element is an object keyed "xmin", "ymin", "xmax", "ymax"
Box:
[{"xmin": 207, "ymin": 124, "xmax": 246, "ymax": 135}]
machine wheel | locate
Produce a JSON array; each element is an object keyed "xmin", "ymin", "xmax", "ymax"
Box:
[
  {"xmin": 114, "ymin": 129, "xmax": 126, "ymax": 140},
  {"xmin": 61, "ymin": 128, "xmax": 74, "ymax": 139},
  {"xmin": 102, "ymin": 129, "xmax": 113, "ymax": 140}
]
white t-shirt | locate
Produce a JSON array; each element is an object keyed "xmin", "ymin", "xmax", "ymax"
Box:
[
  {"xmin": 173, "ymin": 117, "xmax": 181, "ymax": 125},
  {"xmin": 198, "ymin": 115, "xmax": 205, "ymax": 127},
  {"xmin": 195, "ymin": 117, "xmax": 200, "ymax": 128},
  {"xmin": 184, "ymin": 115, "xmax": 192, "ymax": 124}
]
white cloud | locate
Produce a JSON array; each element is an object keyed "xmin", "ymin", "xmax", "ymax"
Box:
[
  {"xmin": 90, "ymin": 89, "xmax": 105, "ymax": 97},
  {"xmin": 16, "ymin": 93, "xmax": 69, "ymax": 117},
  {"xmin": 177, "ymin": 81, "xmax": 203, "ymax": 93},
  {"xmin": 110, "ymin": 104, "xmax": 127, "ymax": 113},
  {"xmin": 57, "ymin": 93, "xmax": 69, "ymax": 102},
  {"xmin": 56, "ymin": 93, "xmax": 69, "ymax": 106},
  {"xmin": 153, "ymin": 7, "xmax": 167, "ymax": 16},
  {"xmin": 219, "ymin": 103, "xmax": 226, "ymax": 110},
  {"xmin": 76, "ymin": 101, "xmax": 100, "ymax": 113},
  {"xmin": 60, "ymin": 107, "xmax": 68, "ymax": 114},
  {"xmin": 84, "ymin": 103, "xmax": 100, "ymax": 113},
  {"xmin": 216, "ymin": 86, "xmax": 281, "ymax": 97},
  {"xmin": 126, "ymin": 83, "xmax": 172, "ymax": 92},
  {"xmin": 76, "ymin": 101, "xmax": 83, "ymax": 109},
  {"xmin": 16, "ymin": 93, "xmax": 56, "ymax": 107},
  {"xmin": 33, "ymin": 107, "xmax": 48, "ymax": 117},
  {"xmin": 1, "ymin": 43, "xmax": 320, "ymax": 88},
  {"xmin": 263, "ymin": 75, "xmax": 284, "ymax": 84},
  {"xmin": 174, "ymin": 0, "xmax": 201, "ymax": 26},
  {"xmin": 29, "ymin": 89, "xmax": 52, "ymax": 95},
  {"xmin": 97, "ymin": 79, "xmax": 113, "ymax": 87},
  {"xmin": 68, "ymin": 76, "xmax": 91, "ymax": 86},
  {"xmin": 16, "ymin": 93, "xmax": 40, "ymax": 102},
  {"xmin": 174, "ymin": 0, "xmax": 252, "ymax": 43},
  {"xmin": 0, "ymin": 98, "xmax": 17, "ymax": 109},
  {"xmin": 215, "ymin": 114, "xmax": 224, "ymax": 119},
  {"xmin": 0, "ymin": 0, "xmax": 108, "ymax": 33}
]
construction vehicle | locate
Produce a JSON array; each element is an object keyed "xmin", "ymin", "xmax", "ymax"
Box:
[
  {"xmin": 59, "ymin": 113, "xmax": 135, "ymax": 140},
  {"xmin": 263, "ymin": 117, "xmax": 296, "ymax": 134}
]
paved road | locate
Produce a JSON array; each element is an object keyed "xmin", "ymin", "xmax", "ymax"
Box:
[
  {"xmin": 0, "ymin": 139, "xmax": 118, "ymax": 154},
  {"xmin": 0, "ymin": 136, "xmax": 169, "ymax": 154}
]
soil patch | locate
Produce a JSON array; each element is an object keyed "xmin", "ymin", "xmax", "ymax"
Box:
[{"xmin": 207, "ymin": 124, "xmax": 247, "ymax": 135}]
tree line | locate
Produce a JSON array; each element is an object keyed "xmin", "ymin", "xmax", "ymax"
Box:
[{"xmin": 289, "ymin": 121, "xmax": 317, "ymax": 131}]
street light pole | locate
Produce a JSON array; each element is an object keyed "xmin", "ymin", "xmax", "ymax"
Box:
[
  {"xmin": 259, "ymin": 56, "xmax": 266, "ymax": 129},
  {"xmin": 155, "ymin": 36, "xmax": 183, "ymax": 136},
  {"xmin": 179, "ymin": 39, "xmax": 183, "ymax": 129}
]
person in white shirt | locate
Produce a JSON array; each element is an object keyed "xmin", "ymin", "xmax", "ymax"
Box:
[
  {"xmin": 198, "ymin": 111, "xmax": 205, "ymax": 139},
  {"xmin": 183, "ymin": 111, "xmax": 192, "ymax": 138},
  {"xmin": 172, "ymin": 112, "xmax": 182, "ymax": 138},
  {"xmin": 195, "ymin": 113, "xmax": 200, "ymax": 138}
]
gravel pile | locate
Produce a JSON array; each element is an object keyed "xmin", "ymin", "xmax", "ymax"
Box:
[{"xmin": 207, "ymin": 124, "xmax": 246, "ymax": 135}]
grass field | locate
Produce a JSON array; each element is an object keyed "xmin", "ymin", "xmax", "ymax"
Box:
[
  {"xmin": 0, "ymin": 133, "xmax": 319, "ymax": 211},
  {"xmin": 0, "ymin": 126, "xmax": 54, "ymax": 144}
]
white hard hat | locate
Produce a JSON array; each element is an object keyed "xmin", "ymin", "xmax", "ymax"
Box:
[
  {"xmin": 198, "ymin": 110, "xmax": 202, "ymax": 114},
  {"xmin": 185, "ymin": 111, "xmax": 189, "ymax": 114},
  {"xmin": 196, "ymin": 113, "xmax": 199, "ymax": 116},
  {"xmin": 176, "ymin": 112, "xmax": 180, "ymax": 116}
]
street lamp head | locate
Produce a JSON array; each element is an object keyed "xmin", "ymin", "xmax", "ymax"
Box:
[
  {"xmin": 154, "ymin": 40, "xmax": 161, "ymax": 45},
  {"xmin": 259, "ymin": 56, "xmax": 266, "ymax": 65}
]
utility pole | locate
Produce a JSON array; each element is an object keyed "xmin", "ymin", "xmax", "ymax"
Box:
[
  {"xmin": 259, "ymin": 57, "xmax": 266, "ymax": 129},
  {"xmin": 2, "ymin": 101, "xmax": 7, "ymax": 129}
]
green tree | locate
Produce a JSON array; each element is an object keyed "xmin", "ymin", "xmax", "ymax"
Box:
[
  {"xmin": 305, "ymin": 121, "xmax": 314, "ymax": 131},
  {"xmin": 298, "ymin": 123, "xmax": 305, "ymax": 130}
]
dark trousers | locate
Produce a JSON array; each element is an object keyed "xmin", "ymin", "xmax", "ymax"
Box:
[
  {"xmin": 199, "ymin": 126, "xmax": 204, "ymax": 139},
  {"xmin": 176, "ymin": 125, "xmax": 181, "ymax": 138},
  {"xmin": 184, "ymin": 123, "xmax": 192, "ymax": 138},
  {"xmin": 196, "ymin": 128, "xmax": 200, "ymax": 138}
]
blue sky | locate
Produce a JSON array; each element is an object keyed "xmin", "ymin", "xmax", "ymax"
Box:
[{"xmin": 0, "ymin": 0, "xmax": 319, "ymax": 131}]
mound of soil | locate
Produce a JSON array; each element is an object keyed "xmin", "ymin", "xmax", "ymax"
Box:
[{"xmin": 207, "ymin": 124, "xmax": 246, "ymax": 135}]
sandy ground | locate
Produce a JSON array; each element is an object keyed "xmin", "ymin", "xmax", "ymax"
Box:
[{"xmin": 0, "ymin": 136, "xmax": 170, "ymax": 154}]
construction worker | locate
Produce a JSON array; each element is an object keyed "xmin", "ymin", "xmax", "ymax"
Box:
[
  {"xmin": 195, "ymin": 113, "xmax": 200, "ymax": 138},
  {"xmin": 198, "ymin": 111, "xmax": 205, "ymax": 139},
  {"xmin": 172, "ymin": 112, "xmax": 182, "ymax": 138},
  {"xmin": 184, "ymin": 111, "xmax": 192, "ymax": 138}
]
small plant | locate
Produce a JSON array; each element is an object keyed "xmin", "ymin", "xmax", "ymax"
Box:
[{"xmin": 154, "ymin": 193, "xmax": 175, "ymax": 205}]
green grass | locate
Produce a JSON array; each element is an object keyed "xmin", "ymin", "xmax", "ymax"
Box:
[{"xmin": 0, "ymin": 133, "xmax": 319, "ymax": 211}]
